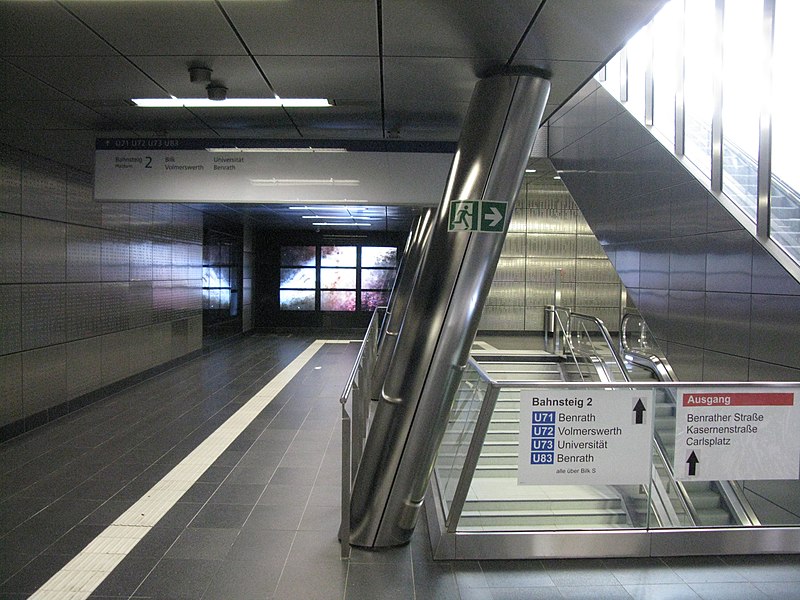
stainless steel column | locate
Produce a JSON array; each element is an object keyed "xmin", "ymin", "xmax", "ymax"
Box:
[
  {"xmin": 349, "ymin": 68, "xmax": 550, "ymax": 548},
  {"xmin": 370, "ymin": 208, "xmax": 434, "ymax": 399}
]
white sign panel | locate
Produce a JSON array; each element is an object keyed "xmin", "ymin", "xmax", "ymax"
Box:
[
  {"xmin": 518, "ymin": 390, "xmax": 654, "ymax": 485},
  {"xmin": 675, "ymin": 387, "xmax": 800, "ymax": 481},
  {"xmin": 94, "ymin": 139, "xmax": 452, "ymax": 204}
]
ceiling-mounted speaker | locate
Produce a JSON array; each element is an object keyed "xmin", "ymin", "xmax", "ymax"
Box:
[
  {"xmin": 188, "ymin": 66, "xmax": 212, "ymax": 83},
  {"xmin": 206, "ymin": 84, "xmax": 228, "ymax": 101}
]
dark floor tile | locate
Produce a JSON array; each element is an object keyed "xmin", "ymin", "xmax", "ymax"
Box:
[
  {"xmin": 559, "ymin": 584, "xmax": 633, "ymax": 599},
  {"xmin": 298, "ymin": 503, "xmax": 339, "ymax": 532},
  {"xmin": 91, "ymin": 555, "xmax": 158, "ymax": 597},
  {"xmin": 0, "ymin": 552, "xmax": 71, "ymax": 595},
  {"xmin": 190, "ymin": 503, "xmax": 251, "ymax": 529},
  {"xmin": 257, "ymin": 483, "xmax": 313, "ymax": 506},
  {"xmin": 540, "ymin": 558, "xmax": 618, "ymax": 587},
  {"xmin": 244, "ymin": 503, "xmax": 305, "ymax": 530},
  {"xmin": 201, "ymin": 558, "xmax": 283, "ymax": 600},
  {"xmin": 226, "ymin": 527, "xmax": 295, "ymax": 563},
  {"xmin": 412, "ymin": 560, "xmax": 461, "ymax": 600},
  {"xmin": 165, "ymin": 527, "xmax": 239, "ymax": 561},
  {"xmin": 345, "ymin": 561, "xmax": 413, "ymax": 600},
  {"xmin": 134, "ymin": 557, "xmax": 221, "ymax": 599},
  {"xmin": 208, "ymin": 483, "xmax": 264, "ymax": 505},
  {"xmin": 624, "ymin": 583, "xmax": 702, "ymax": 599},
  {"xmin": 754, "ymin": 581, "xmax": 800, "ymax": 600},
  {"xmin": 44, "ymin": 523, "xmax": 106, "ymax": 555},
  {"xmin": 275, "ymin": 559, "xmax": 348, "ymax": 600},
  {"xmin": 689, "ymin": 581, "xmax": 770, "ymax": 599}
]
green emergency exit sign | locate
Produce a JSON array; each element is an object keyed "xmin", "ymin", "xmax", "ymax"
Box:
[{"xmin": 447, "ymin": 200, "xmax": 508, "ymax": 232}]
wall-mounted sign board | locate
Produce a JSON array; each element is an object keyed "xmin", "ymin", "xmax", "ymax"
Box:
[
  {"xmin": 94, "ymin": 139, "xmax": 454, "ymax": 204},
  {"xmin": 518, "ymin": 389, "xmax": 654, "ymax": 485},
  {"xmin": 674, "ymin": 387, "xmax": 800, "ymax": 481}
]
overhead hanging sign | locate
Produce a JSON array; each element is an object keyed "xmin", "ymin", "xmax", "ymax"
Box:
[
  {"xmin": 518, "ymin": 389, "xmax": 654, "ymax": 485},
  {"xmin": 674, "ymin": 387, "xmax": 800, "ymax": 481},
  {"xmin": 94, "ymin": 139, "xmax": 453, "ymax": 204}
]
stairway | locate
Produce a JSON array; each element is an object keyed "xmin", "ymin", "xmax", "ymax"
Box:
[{"xmin": 437, "ymin": 356, "xmax": 634, "ymax": 531}]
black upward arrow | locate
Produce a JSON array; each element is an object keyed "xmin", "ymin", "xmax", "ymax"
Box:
[
  {"xmin": 687, "ymin": 451, "xmax": 700, "ymax": 477},
  {"xmin": 633, "ymin": 399, "xmax": 646, "ymax": 424}
]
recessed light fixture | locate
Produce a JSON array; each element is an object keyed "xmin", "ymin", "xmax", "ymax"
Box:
[
  {"xmin": 525, "ymin": 169, "xmax": 537, "ymax": 173},
  {"xmin": 206, "ymin": 147, "xmax": 346, "ymax": 153},
  {"xmin": 553, "ymin": 176, "xmax": 561, "ymax": 180},
  {"xmin": 132, "ymin": 97, "xmax": 331, "ymax": 108},
  {"xmin": 312, "ymin": 222, "xmax": 371, "ymax": 227},
  {"xmin": 300, "ymin": 215, "xmax": 377, "ymax": 220},
  {"xmin": 250, "ymin": 178, "xmax": 359, "ymax": 186}
]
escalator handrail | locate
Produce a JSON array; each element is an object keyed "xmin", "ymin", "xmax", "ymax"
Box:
[{"xmin": 567, "ymin": 311, "xmax": 628, "ymax": 379}]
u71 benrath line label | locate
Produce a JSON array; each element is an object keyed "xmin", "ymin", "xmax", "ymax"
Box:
[
  {"xmin": 675, "ymin": 387, "xmax": 800, "ymax": 481},
  {"xmin": 518, "ymin": 390, "xmax": 654, "ymax": 485}
]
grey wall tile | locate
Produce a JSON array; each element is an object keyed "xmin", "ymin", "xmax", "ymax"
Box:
[
  {"xmin": 100, "ymin": 330, "xmax": 132, "ymax": 386},
  {"xmin": 0, "ymin": 145, "xmax": 22, "ymax": 214},
  {"xmin": 21, "ymin": 217, "xmax": 65, "ymax": 282},
  {"xmin": 0, "ymin": 353, "xmax": 23, "ymax": 426},
  {"xmin": 0, "ymin": 284, "xmax": 21, "ymax": 355},
  {"xmin": 20, "ymin": 156, "xmax": 66, "ymax": 221},
  {"xmin": 611, "ymin": 245, "xmax": 640, "ymax": 289},
  {"xmin": 66, "ymin": 224, "xmax": 102, "ymax": 282},
  {"xmin": 22, "ymin": 344, "xmax": 67, "ymax": 416},
  {"xmin": 669, "ymin": 235, "xmax": 707, "ymax": 291},
  {"xmin": 702, "ymin": 350, "xmax": 749, "ymax": 381},
  {"xmin": 100, "ymin": 282, "xmax": 130, "ymax": 333},
  {"xmin": 637, "ymin": 288, "xmax": 669, "ymax": 339},
  {"xmin": 704, "ymin": 292, "xmax": 751, "ymax": 357},
  {"xmin": 66, "ymin": 283, "xmax": 102, "ymax": 340},
  {"xmin": 750, "ymin": 294, "xmax": 800, "ymax": 369},
  {"xmin": 21, "ymin": 283, "xmax": 66, "ymax": 349},
  {"xmin": 751, "ymin": 245, "xmax": 800, "ymax": 296},
  {"xmin": 66, "ymin": 169, "xmax": 99, "ymax": 227},
  {"xmin": 706, "ymin": 230, "xmax": 752, "ymax": 293},
  {"xmin": 101, "ymin": 201, "xmax": 130, "ymax": 232},
  {"xmin": 665, "ymin": 342, "xmax": 704, "ymax": 381},
  {"xmin": 65, "ymin": 336, "xmax": 103, "ymax": 399},
  {"xmin": 669, "ymin": 180, "xmax": 708, "ymax": 237},
  {"xmin": 639, "ymin": 240, "xmax": 671, "ymax": 290},
  {"xmin": 101, "ymin": 230, "xmax": 130, "ymax": 282},
  {"xmin": 748, "ymin": 359, "xmax": 800, "ymax": 381},
  {"xmin": 667, "ymin": 290, "xmax": 705, "ymax": 347},
  {"xmin": 0, "ymin": 212, "xmax": 21, "ymax": 284}
]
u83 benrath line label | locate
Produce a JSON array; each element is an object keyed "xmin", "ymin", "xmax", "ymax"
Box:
[
  {"xmin": 675, "ymin": 387, "xmax": 800, "ymax": 481},
  {"xmin": 517, "ymin": 390, "xmax": 654, "ymax": 485}
]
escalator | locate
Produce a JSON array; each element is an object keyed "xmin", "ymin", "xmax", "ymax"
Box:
[{"xmin": 435, "ymin": 309, "xmax": 758, "ymax": 534}]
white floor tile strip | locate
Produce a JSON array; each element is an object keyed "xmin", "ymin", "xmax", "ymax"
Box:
[{"xmin": 29, "ymin": 339, "xmax": 346, "ymax": 600}]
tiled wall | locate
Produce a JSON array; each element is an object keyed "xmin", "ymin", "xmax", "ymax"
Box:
[
  {"xmin": 0, "ymin": 144, "xmax": 203, "ymax": 437},
  {"xmin": 481, "ymin": 167, "xmax": 625, "ymax": 332},
  {"xmin": 242, "ymin": 222, "xmax": 253, "ymax": 332},
  {"xmin": 548, "ymin": 79, "xmax": 800, "ymax": 382}
]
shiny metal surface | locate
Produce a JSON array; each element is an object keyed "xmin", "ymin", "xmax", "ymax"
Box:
[
  {"xmin": 710, "ymin": 0, "xmax": 723, "ymax": 193},
  {"xmin": 757, "ymin": 0, "xmax": 776, "ymax": 239},
  {"xmin": 21, "ymin": 217, "xmax": 65, "ymax": 282},
  {"xmin": 21, "ymin": 284, "xmax": 66, "ymax": 350},
  {"xmin": 349, "ymin": 71, "xmax": 550, "ymax": 548},
  {"xmin": 370, "ymin": 209, "xmax": 433, "ymax": 400},
  {"xmin": 20, "ymin": 156, "xmax": 66, "ymax": 221}
]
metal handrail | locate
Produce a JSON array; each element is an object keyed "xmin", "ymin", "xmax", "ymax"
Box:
[
  {"xmin": 552, "ymin": 306, "xmax": 587, "ymax": 381},
  {"xmin": 568, "ymin": 311, "xmax": 628, "ymax": 380},
  {"xmin": 339, "ymin": 307, "xmax": 385, "ymax": 559}
]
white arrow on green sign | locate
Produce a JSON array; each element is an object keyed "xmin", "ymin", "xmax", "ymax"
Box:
[{"xmin": 448, "ymin": 200, "xmax": 508, "ymax": 232}]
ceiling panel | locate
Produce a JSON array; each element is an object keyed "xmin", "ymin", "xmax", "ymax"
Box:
[
  {"xmin": 90, "ymin": 104, "xmax": 213, "ymax": 133},
  {"xmin": 131, "ymin": 56, "xmax": 274, "ymax": 99},
  {"xmin": 0, "ymin": 60, "xmax": 71, "ymax": 102},
  {"xmin": 289, "ymin": 105, "xmax": 384, "ymax": 140},
  {"xmin": 63, "ymin": 0, "xmax": 245, "ymax": 56},
  {"xmin": 0, "ymin": 100, "xmax": 117, "ymax": 130},
  {"xmin": 514, "ymin": 0, "xmax": 665, "ymax": 63},
  {"xmin": 255, "ymin": 56, "xmax": 381, "ymax": 102},
  {"xmin": 188, "ymin": 107, "xmax": 297, "ymax": 132},
  {"xmin": 4, "ymin": 56, "xmax": 167, "ymax": 104},
  {"xmin": 382, "ymin": 0, "xmax": 544, "ymax": 59},
  {"xmin": 383, "ymin": 57, "xmax": 492, "ymax": 105},
  {"xmin": 0, "ymin": 1, "xmax": 111, "ymax": 57},
  {"xmin": 220, "ymin": 0, "xmax": 378, "ymax": 56}
]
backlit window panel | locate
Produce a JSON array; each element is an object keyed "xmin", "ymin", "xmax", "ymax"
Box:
[
  {"xmin": 362, "ymin": 246, "xmax": 397, "ymax": 268},
  {"xmin": 362, "ymin": 268, "xmax": 395, "ymax": 290},
  {"xmin": 321, "ymin": 290, "xmax": 355, "ymax": 311},
  {"xmin": 281, "ymin": 246, "xmax": 316, "ymax": 266},
  {"xmin": 280, "ymin": 267, "xmax": 317, "ymax": 289},
  {"xmin": 320, "ymin": 268, "xmax": 356, "ymax": 289},
  {"xmin": 321, "ymin": 245, "xmax": 356, "ymax": 267},
  {"xmin": 280, "ymin": 290, "xmax": 315, "ymax": 311},
  {"xmin": 361, "ymin": 291, "xmax": 390, "ymax": 311}
]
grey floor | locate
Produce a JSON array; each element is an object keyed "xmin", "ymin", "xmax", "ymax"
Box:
[{"xmin": 1, "ymin": 333, "xmax": 800, "ymax": 599}]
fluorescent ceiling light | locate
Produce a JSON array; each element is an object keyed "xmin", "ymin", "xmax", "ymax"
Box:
[
  {"xmin": 250, "ymin": 178, "xmax": 360, "ymax": 186},
  {"xmin": 132, "ymin": 97, "xmax": 331, "ymax": 108},
  {"xmin": 525, "ymin": 169, "xmax": 537, "ymax": 173},
  {"xmin": 206, "ymin": 147, "xmax": 346, "ymax": 153},
  {"xmin": 312, "ymin": 222, "xmax": 371, "ymax": 227},
  {"xmin": 300, "ymin": 215, "xmax": 377, "ymax": 220},
  {"xmin": 553, "ymin": 176, "xmax": 561, "ymax": 180}
]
